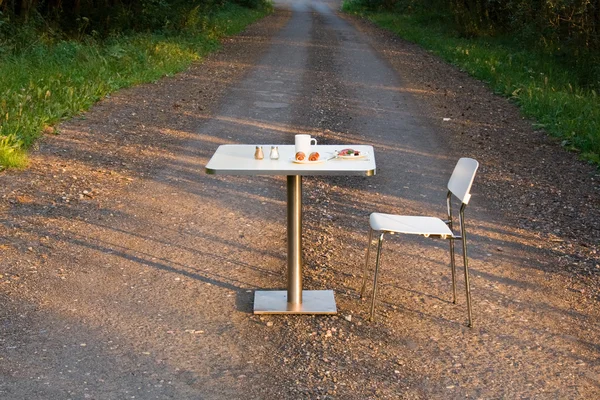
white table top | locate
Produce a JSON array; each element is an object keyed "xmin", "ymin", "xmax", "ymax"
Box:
[{"xmin": 205, "ymin": 145, "xmax": 376, "ymax": 176}]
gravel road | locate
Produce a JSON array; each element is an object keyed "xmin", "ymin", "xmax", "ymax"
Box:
[{"xmin": 1, "ymin": 0, "xmax": 599, "ymax": 398}]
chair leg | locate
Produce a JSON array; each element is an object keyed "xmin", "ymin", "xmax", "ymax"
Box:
[
  {"xmin": 360, "ymin": 228, "xmax": 374, "ymax": 299},
  {"xmin": 449, "ymin": 237, "xmax": 457, "ymax": 304},
  {"xmin": 369, "ymin": 232, "xmax": 385, "ymax": 322},
  {"xmin": 461, "ymin": 236, "xmax": 473, "ymax": 328}
]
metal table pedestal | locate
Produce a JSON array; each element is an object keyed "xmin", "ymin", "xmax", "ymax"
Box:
[{"xmin": 253, "ymin": 176, "xmax": 337, "ymax": 314}]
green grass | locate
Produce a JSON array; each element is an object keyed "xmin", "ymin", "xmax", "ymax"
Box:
[
  {"xmin": 0, "ymin": 3, "xmax": 271, "ymax": 169},
  {"xmin": 342, "ymin": 1, "xmax": 600, "ymax": 165}
]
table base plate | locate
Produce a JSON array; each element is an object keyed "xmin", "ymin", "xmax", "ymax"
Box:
[{"xmin": 254, "ymin": 290, "xmax": 337, "ymax": 314}]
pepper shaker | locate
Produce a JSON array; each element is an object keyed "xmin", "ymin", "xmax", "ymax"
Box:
[
  {"xmin": 254, "ymin": 146, "xmax": 264, "ymax": 160},
  {"xmin": 269, "ymin": 146, "xmax": 279, "ymax": 160}
]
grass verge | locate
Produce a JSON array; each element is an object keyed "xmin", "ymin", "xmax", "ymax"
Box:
[
  {"xmin": 342, "ymin": 2, "xmax": 600, "ymax": 165},
  {"xmin": 0, "ymin": 3, "xmax": 271, "ymax": 169}
]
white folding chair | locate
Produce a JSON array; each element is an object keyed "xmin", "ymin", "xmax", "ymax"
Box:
[{"xmin": 360, "ymin": 158, "xmax": 479, "ymax": 327}]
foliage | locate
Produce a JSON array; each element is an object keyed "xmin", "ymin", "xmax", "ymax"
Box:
[
  {"xmin": 0, "ymin": 2, "xmax": 271, "ymax": 168},
  {"xmin": 343, "ymin": 0, "xmax": 600, "ymax": 89},
  {"xmin": 342, "ymin": 2, "xmax": 600, "ymax": 164},
  {"xmin": 0, "ymin": 134, "xmax": 27, "ymax": 169},
  {"xmin": 0, "ymin": 0, "xmax": 269, "ymax": 38}
]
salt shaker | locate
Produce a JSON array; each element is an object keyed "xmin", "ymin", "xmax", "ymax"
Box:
[
  {"xmin": 254, "ymin": 146, "xmax": 264, "ymax": 160},
  {"xmin": 269, "ymin": 146, "xmax": 279, "ymax": 160}
]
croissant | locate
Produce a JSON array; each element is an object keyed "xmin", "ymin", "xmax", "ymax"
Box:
[
  {"xmin": 295, "ymin": 151, "xmax": 306, "ymax": 161},
  {"xmin": 308, "ymin": 152, "xmax": 319, "ymax": 162}
]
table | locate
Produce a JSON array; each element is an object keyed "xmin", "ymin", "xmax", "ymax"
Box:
[{"xmin": 205, "ymin": 144, "xmax": 376, "ymax": 314}]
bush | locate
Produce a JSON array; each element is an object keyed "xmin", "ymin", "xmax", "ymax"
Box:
[
  {"xmin": 0, "ymin": 1, "xmax": 271, "ymax": 168},
  {"xmin": 0, "ymin": 0, "xmax": 271, "ymax": 39},
  {"xmin": 344, "ymin": 3, "xmax": 600, "ymax": 163}
]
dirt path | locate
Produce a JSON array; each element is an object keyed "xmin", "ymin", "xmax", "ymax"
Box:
[{"xmin": 1, "ymin": 0, "xmax": 599, "ymax": 398}]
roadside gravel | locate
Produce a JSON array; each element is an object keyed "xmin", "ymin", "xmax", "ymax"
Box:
[{"xmin": 1, "ymin": 0, "xmax": 599, "ymax": 398}]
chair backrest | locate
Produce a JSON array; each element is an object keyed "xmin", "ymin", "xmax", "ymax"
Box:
[{"xmin": 447, "ymin": 158, "xmax": 479, "ymax": 204}]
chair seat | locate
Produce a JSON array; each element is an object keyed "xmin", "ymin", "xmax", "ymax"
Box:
[{"xmin": 369, "ymin": 213, "xmax": 453, "ymax": 237}]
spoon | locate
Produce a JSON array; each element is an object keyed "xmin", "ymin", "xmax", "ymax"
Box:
[{"xmin": 327, "ymin": 150, "xmax": 339, "ymax": 161}]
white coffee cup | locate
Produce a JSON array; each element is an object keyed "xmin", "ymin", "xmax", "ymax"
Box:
[{"xmin": 295, "ymin": 134, "xmax": 317, "ymax": 156}]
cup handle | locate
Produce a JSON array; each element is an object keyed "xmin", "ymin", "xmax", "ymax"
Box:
[{"xmin": 311, "ymin": 138, "xmax": 317, "ymax": 145}]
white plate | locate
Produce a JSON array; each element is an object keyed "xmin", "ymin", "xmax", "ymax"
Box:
[
  {"xmin": 336, "ymin": 153, "xmax": 367, "ymax": 160},
  {"xmin": 291, "ymin": 157, "xmax": 327, "ymax": 164}
]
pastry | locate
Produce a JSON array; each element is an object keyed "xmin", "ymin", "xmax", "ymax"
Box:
[
  {"xmin": 295, "ymin": 151, "xmax": 306, "ymax": 161},
  {"xmin": 308, "ymin": 152, "xmax": 319, "ymax": 162},
  {"xmin": 339, "ymin": 148, "xmax": 360, "ymax": 156}
]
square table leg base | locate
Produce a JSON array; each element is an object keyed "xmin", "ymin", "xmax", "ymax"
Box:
[{"xmin": 253, "ymin": 290, "xmax": 337, "ymax": 314}]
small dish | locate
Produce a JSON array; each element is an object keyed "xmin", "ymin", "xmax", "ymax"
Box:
[
  {"xmin": 335, "ymin": 149, "xmax": 366, "ymax": 159},
  {"xmin": 336, "ymin": 153, "xmax": 367, "ymax": 160}
]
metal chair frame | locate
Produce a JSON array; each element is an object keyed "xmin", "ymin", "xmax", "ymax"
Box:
[{"xmin": 360, "ymin": 159, "xmax": 477, "ymax": 327}]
